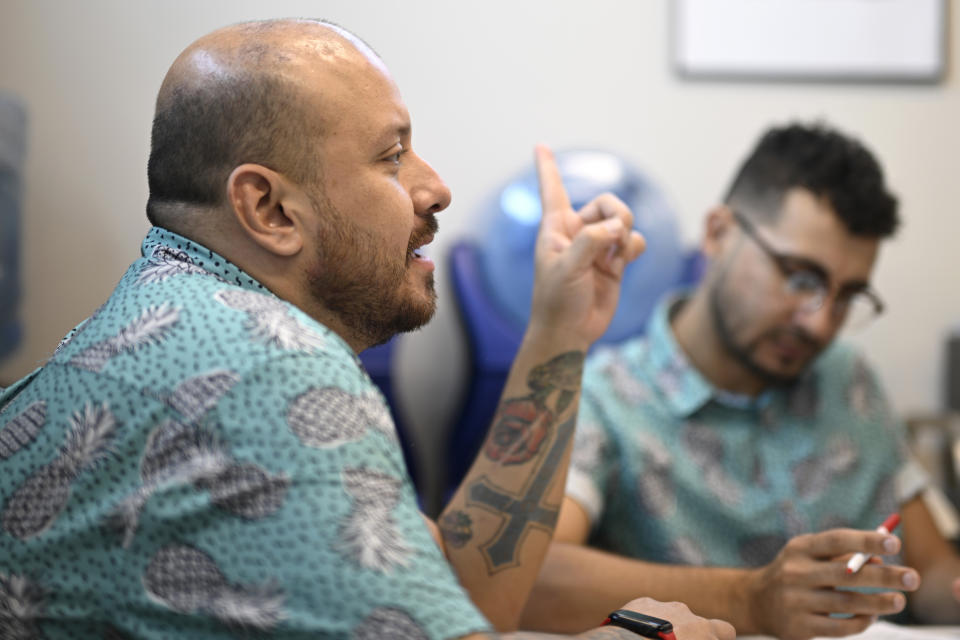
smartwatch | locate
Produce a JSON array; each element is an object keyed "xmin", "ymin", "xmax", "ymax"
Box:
[{"xmin": 601, "ymin": 609, "xmax": 677, "ymax": 640}]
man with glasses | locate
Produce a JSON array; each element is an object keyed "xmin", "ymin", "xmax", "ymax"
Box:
[{"xmin": 521, "ymin": 123, "xmax": 960, "ymax": 638}]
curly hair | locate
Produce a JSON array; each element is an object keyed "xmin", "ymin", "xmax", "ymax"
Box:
[{"xmin": 723, "ymin": 123, "xmax": 899, "ymax": 237}]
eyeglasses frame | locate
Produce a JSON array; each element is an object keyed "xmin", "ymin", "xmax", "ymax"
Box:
[{"xmin": 729, "ymin": 208, "xmax": 885, "ymax": 324}]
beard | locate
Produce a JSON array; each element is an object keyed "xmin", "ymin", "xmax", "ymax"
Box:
[
  {"xmin": 708, "ymin": 266, "xmax": 823, "ymax": 388},
  {"xmin": 304, "ymin": 190, "xmax": 439, "ymax": 349}
]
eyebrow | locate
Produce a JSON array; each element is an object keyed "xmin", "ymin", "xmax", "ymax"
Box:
[
  {"xmin": 387, "ymin": 120, "xmax": 411, "ymax": 139},
  {"xmin": 736, "ymin": 209, "xmax": 877, "ymax": 298},
  {"xmin": 373, "ymin": 123, "xmax": 411, "ymax": 153},
  {"xmin": 838, "ymin": 279, "xmax": 871, "ymax": 294}
]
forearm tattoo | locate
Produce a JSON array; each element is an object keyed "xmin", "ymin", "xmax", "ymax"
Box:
[
  {"xmin": 438, "ymin": 510, "xmax": 473, "ymax": 549},
  {"xmin": 463, "ymin": 350, "xmax": 584, "ymax": 573},
  {"xmin": 468, "ymin": 414, "xmax": 575, "ymax": 572},
  {"xmin": 484, "ymin": 351, "xmax": 584, "ymax": 465}
]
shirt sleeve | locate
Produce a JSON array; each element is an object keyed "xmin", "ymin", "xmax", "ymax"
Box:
[
  {"xmin": 896, "ymin": 454, "xmax": 931, "ymax": 505},
  {"xmin": 136, "ymin": 351, "xmax": 492, "ymax": 640}
]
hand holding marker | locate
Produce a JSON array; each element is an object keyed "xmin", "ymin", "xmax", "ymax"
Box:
[{"xmin": 846, "ymin": 513, "xmax": 901, "ymax": 574}]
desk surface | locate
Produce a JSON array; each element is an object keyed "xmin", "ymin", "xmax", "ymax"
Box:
[{"xmin": 742, "ymin": 621, "xmax": 960, "ymax": 640}]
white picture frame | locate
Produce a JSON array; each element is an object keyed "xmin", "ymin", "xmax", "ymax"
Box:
[{"xmin": 674, "ymin": 0, "xmax": 947, "ymax": 82}]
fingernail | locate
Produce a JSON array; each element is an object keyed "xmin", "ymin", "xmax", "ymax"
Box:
[
  {"xmin": 892, "ymin": 594, "xmax": 906, "ymax": 611},
  {"xmin": 883, "ymin": 536, "xmax": 898, "ymax": 553},
  {"xmin": 902, "ymin": 571, "xmax": 919, "ymax": 589},
  {"xmin": 603, "ymin": 218, "xmax": 622, "ymax": 234}
]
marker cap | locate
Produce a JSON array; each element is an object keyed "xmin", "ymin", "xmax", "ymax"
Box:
[{"xmin": 881, "ymin": 513, "xmax": 901, "ymax": 533}]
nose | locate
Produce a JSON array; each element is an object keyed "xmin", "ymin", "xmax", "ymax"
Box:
[
  {"xmin": 794, "ymin": 299, "xmax": 840, "ymax": 344},
  {"xmin": 406, "ymin": 153, "xmax": 452, "ymax": 217}
]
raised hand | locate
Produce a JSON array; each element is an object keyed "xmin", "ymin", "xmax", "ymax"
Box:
[
  {"xmin": 528, "ymin": 145, "xmax": 646, "ymax": 349},
  {"xmin": 748, "ymin": 529, "xmax": 920, "ymax": 640}
]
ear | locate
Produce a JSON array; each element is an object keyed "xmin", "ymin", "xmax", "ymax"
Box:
[
  {"xmin": 701, "ymin": 204, "xmax": 736, "ymax": 259},
  {"xmin": 225, "ymin": 163, "xmax": 305, "ymax": 257}
]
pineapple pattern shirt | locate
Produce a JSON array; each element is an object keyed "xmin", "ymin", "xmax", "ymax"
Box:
[
  {"xmin": 0, "ymin": 227, "xmax": 491, "ymax": 640},
  {"xmin": 566, "ymin": 297, "xmax": 928, "ymax": 568}
]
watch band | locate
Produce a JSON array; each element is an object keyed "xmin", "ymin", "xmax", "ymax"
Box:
[{"xmin": 601, "ymin": 609, "xmax": 677, "ymax": 640}]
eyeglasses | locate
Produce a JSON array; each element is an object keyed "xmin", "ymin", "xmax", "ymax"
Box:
[{"xmin": 731, "ymin": 209, "xmax": 884, "ymax": 330}]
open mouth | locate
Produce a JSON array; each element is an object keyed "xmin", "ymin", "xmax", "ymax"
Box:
[{"xmin": 408, "ymin": 234, "xmax": 434, "ymax": 262}]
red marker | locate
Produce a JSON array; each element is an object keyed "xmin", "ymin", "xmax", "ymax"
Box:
[{"xmin": 846, "ymin": 512, "xmax": 901, "ymax": 574}]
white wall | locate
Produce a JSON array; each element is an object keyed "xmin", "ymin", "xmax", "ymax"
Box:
[{"xmin": 2, "ymin": 1, "xmax": 958, "ymax": 497}]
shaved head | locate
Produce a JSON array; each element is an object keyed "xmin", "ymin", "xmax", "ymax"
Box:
[
  {"xmin": 146, "ymin": 19, "xmax": 380, "ymax": 231},
  {"xmin": 143, "ymin": 18, "xmax": 447, "ymax": 351}
]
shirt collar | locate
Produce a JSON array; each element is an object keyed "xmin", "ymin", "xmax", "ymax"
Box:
[
  {"xmin": 139, "ymin": 227, "xmax": 360, "ymax": 360},
  {"xmin": 645, "ymin": 295, "xmax": 773, "ymax": 418},
  {"xmin": 141, "ymin": 226, "xmax": 268, "ymax": 293}
]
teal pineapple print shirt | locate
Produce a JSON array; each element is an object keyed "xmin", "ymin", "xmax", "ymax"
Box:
[
  {"xmin": 0, "ymin": 227, "xmax": 491, "ymax": 639},
  {"xmin": 566, "ymin": 297, "xmax": 928, "ymax": 567}
]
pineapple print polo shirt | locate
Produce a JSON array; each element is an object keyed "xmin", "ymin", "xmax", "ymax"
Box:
[
  {"xmin": 565, "ymin": 296, "xmax": 928, "ymax": 568},
  {"xmin": 0, "ymin": 227, "xmax": 491, "ymax": 639}
]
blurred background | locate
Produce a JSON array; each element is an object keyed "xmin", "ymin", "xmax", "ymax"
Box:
[{"xmin": 2, "ymin": 0, "xmax": 959, "ymax": 508}]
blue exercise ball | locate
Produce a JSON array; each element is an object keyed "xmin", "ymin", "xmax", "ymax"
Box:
[{"xmin": 480, "ymin": 149, "xmax": 684, "ymax": 344}]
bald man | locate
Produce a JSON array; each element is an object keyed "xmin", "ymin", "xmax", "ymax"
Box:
[{"xmin": 0, "ymin": 19, "xmax": 732, "ymax": 640}]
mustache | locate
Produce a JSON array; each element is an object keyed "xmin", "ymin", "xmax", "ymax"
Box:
[{"xmin": 407, "ymin": 214, "xmax": 439, "ymax": 253}]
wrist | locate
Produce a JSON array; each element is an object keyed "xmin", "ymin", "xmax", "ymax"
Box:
[
  {"xmin": 520, "ymin": 322, "xmax": 591, "ymax": 356},
  {"xmin": 738, "ymin": 566, "xmax": 767, "ymax": 634},
  {"xmin": 579, "ymin": 627, "xmax": 639, "ymax": 639},
  {"xmin": 601, "ymin": 609, "xmax": 675, "ymax": 640}
]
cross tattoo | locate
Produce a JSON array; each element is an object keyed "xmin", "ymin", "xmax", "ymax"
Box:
[{"xmin": 468, "ymin": 415, "xmax": 575, "ymax": 572}]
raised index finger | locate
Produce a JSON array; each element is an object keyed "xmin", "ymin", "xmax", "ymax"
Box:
[{"xmin": 535, "ymin": 144, "xmax": 572, "ymax": 221}]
